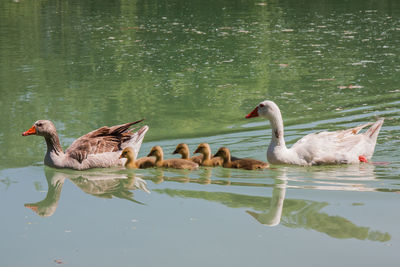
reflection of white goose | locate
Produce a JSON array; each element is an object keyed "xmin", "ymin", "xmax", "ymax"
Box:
[
  {"xmin": 245, "ymin": 164, "xmax": 377, "ymax": 227},
  {"xmin": 246, "ymin": 100, "xmax": 384, "ymax": 165},
  {"xmin": 288, "ymin": 164, "xmax": 377, "ymax": 192},
  {"xmin": 246, "ymin": 176, "xmax": 287, "ymax": 226}
]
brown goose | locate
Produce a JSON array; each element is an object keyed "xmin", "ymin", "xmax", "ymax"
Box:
[
  {"xmin": 22, "ymin": 119, "xmax": 148, "ymax": 170},
  {"xmin": 214, "ymin": 147, "xmax": 269, "ymax": 170},
  {"xmin": 193, "ymin": 143, "xmax": 223, "ymax": 167},
  {"xmin": 119, "ymin": 147, "xmax": 156, "ymax": 169},
  {"xmin": 148, "ymin": 145, "xmax": 198, "ymax": 170},
  {"xmin": 172, "ymin": 143, "xmax": 203, "ymax": 164}
]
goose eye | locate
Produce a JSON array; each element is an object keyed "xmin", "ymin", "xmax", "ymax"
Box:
[
  {"xmin": 259, "ymin": 103, "xmax": 265, "ymax": 108},
  {"xmin": 36, "ymin": 123, "xmax": 42, "ymax": 127}
]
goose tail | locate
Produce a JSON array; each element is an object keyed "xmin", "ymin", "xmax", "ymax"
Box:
[
  {"xmin": 123, "ymin": 125, "xmax": 149, "ymax": 159},
  {"xmin": 365, "ymin": 119, "xmax": 384, "ymax": 141}
]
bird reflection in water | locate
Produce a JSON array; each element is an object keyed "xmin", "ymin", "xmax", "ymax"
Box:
[
  {"xmin": 25, "ymin": 167, "xmax": 150, "ymax": 217},
  {"xmin": 153, "ymin": 165, "xmax": 391, "ymax": 242},
  {"xmin": 246, "ymin": 176, "xmax": 287, "ymax": 226}
]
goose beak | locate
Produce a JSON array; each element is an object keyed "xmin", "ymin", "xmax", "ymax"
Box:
[
  {"xmin": 246, "ymin": 107, "xmax": 259, "ymax": 118},
  {"xmin": 22, "ymin": 125, "xmax": 36, "ymax": 136},
  {"xmin": 24, "ymin": 204, "xmax": 38, "ymax": 212}
]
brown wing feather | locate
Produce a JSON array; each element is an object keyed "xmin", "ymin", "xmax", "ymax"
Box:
[{"xmin": 66, "ymin": 120, "xmax": 144, "ymax": 163}]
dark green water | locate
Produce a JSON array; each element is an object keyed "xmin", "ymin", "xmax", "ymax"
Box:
[{"xmin": 1, "ymin": 0, "xmax": 400, "ymax": 266}]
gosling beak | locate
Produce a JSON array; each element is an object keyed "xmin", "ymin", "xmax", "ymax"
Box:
[
  {"xmin": 22, "ymin": 125, "xmax": 36, "ymax": 136},
  {"xmin": 119, "ymin": 154, "xmax": 124, "ymax": 159},
  {"xmin": 194, "ymin": 148, "xmax": 200, "ymax": 154},
  {"xmin": 245, "ymin": 107, "xmax": 259, "ymax": 118},
  {"xmin": 172, "ymin": 149, "xmax": 179, "ymax": 154}
]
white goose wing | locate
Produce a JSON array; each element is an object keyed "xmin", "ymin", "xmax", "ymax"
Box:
[{"xmin": 291, "ymin": 123, "xmax": 374, "ymax": 165}]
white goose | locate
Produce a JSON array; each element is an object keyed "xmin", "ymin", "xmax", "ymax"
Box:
[
  {"xmin": 245, "ymin": 100, "xmax": 384, "ymax": 166},
  {"xmin": 22, "ymin": 119, "xmax": 148, "ymax": 170}
]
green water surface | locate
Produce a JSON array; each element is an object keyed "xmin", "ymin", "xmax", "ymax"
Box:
[{"xmin": 1, "ymin": 0, "xmax": 400, "ymax": 266}]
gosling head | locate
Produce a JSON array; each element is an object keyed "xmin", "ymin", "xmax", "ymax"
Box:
[
  {"xmin": 172, "ymin": 143, "xmax": 189, "ymax": 155},
  {"xmin": 214, "ymin": 147, "xmax": 231, "ymax": 160},
  {"xmin": 194, "ymin": 143, "xmax": 211, "ymax": 154},
  {"xmin": 119, "ymin": 147, "xmax": 135, "ymax": 160},
  {"xmin": 147, "ymin": 145, "xmax": 163, "ymax": 159}
]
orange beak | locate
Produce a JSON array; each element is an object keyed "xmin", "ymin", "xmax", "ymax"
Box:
[
  {"xmin": 246, "ymin": 107, "xmax": 259, "ymax": 118},
  {"xmin": 25, "ymin": 204, "xmax": 38, "ymax": 212},
  {"xmin": 22, "ymin": 125, "xmax": 36, "ymax": 136}
]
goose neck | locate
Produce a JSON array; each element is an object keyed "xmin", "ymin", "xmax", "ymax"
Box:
[
  {"xmin": 268, "ymin": 111, "xmax": 286, "ymax": 147},
  {"xmin": 44, "ymin": 132, "xmax": 63, "ymax": 155}
]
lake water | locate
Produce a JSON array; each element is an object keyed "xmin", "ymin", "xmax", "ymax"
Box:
[{"xmin": 1, "ymin": 0, "xmax": 400, "ymax": 266}]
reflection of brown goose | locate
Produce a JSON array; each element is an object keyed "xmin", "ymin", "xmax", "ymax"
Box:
[
  {"xmin": 172, "ymin": 143, "xmax": 202, "ymax": 164},
  {"xmin": 70, "ymin": 174, "xmax": 149, "ymax": 204},
  {"xmin": 25, "ymin": 169, "xmax": 150, "ymax": 218},
  {"xmin": 21, "ymin": 119, "xmax": 148, "ymax": 170},
  {"xmin": 214, "ymin": 147, "xmax": 269, "ymax": 170},
  {"xmin": 119, "ymin": 147, "xmax": 156, "ymax": 169},
  {"xmin": 148, "ymin": 146, "xmax": 199, "ymax": 170},
  {"xmin": 24, "ymin": 169, "xmax": 66, "ymax": 217},
  {"xmin": 193, "ymin": 143, "xmax": 223, "ymax": 167}
]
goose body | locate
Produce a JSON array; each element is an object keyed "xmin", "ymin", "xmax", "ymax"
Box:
[
  {"xmin": 22, "ymin": 119, "xmax": 148, "ymax": 170},
  {"xmin": 214, "ymin": 147, "xmax": 269, "ymax": 170},
  {"xmin": 120, "ymin": 147, "xmax": 156, "ymax": 169},
  {"xmin": 194, "ymin": 143, "xmax": 223, "ymax": 167},
  {"xmin": 246, "ymin": 100, "xmax": 384, "ymax": 165},
  {"xmin": 172, "ymin": 143, "xmax": 203, "ymax": 164},
  {"xmin": 148, "ymin": 145, "xmax": 199, "ymax": 170}
]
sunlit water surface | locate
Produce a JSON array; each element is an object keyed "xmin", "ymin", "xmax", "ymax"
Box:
[{"xmin": 1, "ymin": 0, "xmax": 400, "ymax": 266}]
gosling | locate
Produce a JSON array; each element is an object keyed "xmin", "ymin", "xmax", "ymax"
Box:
[
  {"xmin": 119, "ymin": 147, "xmax": 156, "ymax": 169},
  {"xmin": 172, "ymin": 143, "xmax": 202, "ymax": 164},
  {"xmin": 214, "ymin": 147, "xmax": 269, "ymax": 170},
  {"xmin": 148, "ymin": 145, "xmax": 199, "ymax": 170},
  {"xmin": 193, "ymin": 143, "xmax": 223, "ymax": 167}
]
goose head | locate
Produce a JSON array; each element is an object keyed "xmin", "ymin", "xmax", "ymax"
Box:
[
  {"xmin": 246, "ymin": 100, "xmax": 280, "ymax": 120},
  {"xmin": 22, "ymin": 120, "xmax": 57, "ymax": 137},
  {"xmin": 119, "ymin": 147, "xmax": 135, "ymax": 160}
]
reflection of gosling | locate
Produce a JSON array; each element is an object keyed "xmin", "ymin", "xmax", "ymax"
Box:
[
  {"xmin": 172, "ymin": 143, "xmax": 203, "ymax": 164},
  {"xmin": 148, "ymin": 146, "xmax": 199, "ymax": 170},
  {"xmin": 214, "ymin": 147, "xmax": 269, "ymax": 170},
  {"xmin": 120, "ymin": 147, "xmax": 156, "ymax": 169},
  {"xmin": 194, "ymin": 143, "xmax": 223, "ymax": 167}
]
